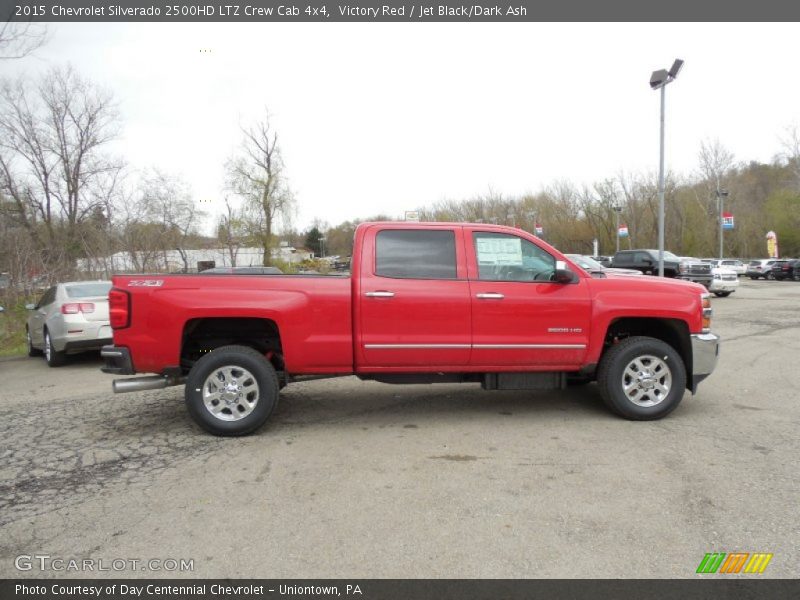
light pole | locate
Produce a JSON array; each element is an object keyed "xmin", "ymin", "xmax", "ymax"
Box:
[
  {"xmin": 717, "ymin": 189, "xmax": 729, "ymax": 259},
  {"xmin": 614, "ymin": 205, "xmax": 623, "ymax": 253},
  {"xmin": 319, "ymin": 236, "xmax": 326, "ymax": 258},
  {"xmin": 650, "ymin": 59, "xmax": 684, "ymax": 277}
]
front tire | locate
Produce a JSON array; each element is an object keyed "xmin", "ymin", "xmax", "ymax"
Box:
[
  {"xmin": 185, "ymin": 345, "xmax": 279, "ymax": 436},
  {"xmin": 714, "ymin": 291, "xmax": 732, "ymax": 297},
  {"xmin": 597, "ymin": 336, "xmax": 686, "ymax": 420},
  {"xmin": 44, "ymin": 330, "xmax": 66, "ymax": 367}
]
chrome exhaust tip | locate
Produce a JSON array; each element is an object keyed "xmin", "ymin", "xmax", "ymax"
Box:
[{"xmin": 112, "ymin": 375, "xmax": 185, "ymax": 394}]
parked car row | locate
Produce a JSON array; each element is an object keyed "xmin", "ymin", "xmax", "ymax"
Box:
[{"xmin": 745, "ymin": 259, "xmax": 800, "ymax": 281}]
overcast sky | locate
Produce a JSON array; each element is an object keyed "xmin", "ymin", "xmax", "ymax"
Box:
[{"xmin": 4, "ymin": 22, "xmax": 799, "ymax": 232}]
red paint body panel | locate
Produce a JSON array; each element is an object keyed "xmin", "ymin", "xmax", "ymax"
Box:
[{"xmin": 112, "ymin": 222, "xmax": 708, "ymax": 377}]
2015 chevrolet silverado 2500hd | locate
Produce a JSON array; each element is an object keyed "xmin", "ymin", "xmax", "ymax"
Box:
[{"xmin": 101, "ymin": 222, "xmax": 720, "ymax": 436}]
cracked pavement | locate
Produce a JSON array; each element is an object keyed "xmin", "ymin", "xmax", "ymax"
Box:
[{"xmin": 1, "ymin": 278, "xmax": 798, "ymax": 578}]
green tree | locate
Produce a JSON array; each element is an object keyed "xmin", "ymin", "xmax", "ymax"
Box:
[{"xmin": 304, "ymin": 226, "xmax": 324, "ymax": 257}]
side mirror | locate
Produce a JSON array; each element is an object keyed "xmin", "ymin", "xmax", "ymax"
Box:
[
  {"xmin": 25, "ymin": 303, "xmax": 36, "ymax": 310},
  {"xmin": 554, "ymin": 260, "xmax": 578, "ymax": 284}
]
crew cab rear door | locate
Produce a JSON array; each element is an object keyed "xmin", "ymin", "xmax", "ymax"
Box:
[
  {"xmin": 465, "ymin": 228, "xmax": 591, "ymax": 368},
  {"xmin": 356, "ymin": 225, "xmax": 471, "ymax": 367}
]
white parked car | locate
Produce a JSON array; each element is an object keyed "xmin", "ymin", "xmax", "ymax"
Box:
[
  {"xmin": 26, "ymin": 281, "xmax": 112, "ymax": 367},
  {"xmin": 712, "ymin": 259, "xmax": 747, "ymax": 275},
  {"xmin": 709, "ymin": 266, "xmax": 739, "ymax": 297}
]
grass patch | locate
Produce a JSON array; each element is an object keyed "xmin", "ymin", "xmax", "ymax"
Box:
[{"xmin": 0, "ymin": 299, "xmax": 32, "ymax": 358}]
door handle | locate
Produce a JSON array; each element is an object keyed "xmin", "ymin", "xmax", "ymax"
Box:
[
  {"xmin": 476, "ymin": 292, "xmax": 504, "ymax": 299},
  {"xmin": 365, "ymin": 291, "xmax": 395, "ymax": 298}
]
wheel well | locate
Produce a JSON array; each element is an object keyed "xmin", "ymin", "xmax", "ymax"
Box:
[
  {"xmin": 602, "ymin": 317, "xmax": 692, "ymax": 387},
  {"xmin": 181, "ymin": 318, "xmax": 283, "ymax": 374}
]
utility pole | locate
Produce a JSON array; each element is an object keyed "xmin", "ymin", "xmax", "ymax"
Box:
[{"xmin": 717, "ymin": 189, "xmax": 729, "ymax": 259}]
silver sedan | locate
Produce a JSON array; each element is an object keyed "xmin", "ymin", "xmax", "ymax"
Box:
[{"xmin": 26, "ymin": 281, "xmax": 112, "ymax": 367}]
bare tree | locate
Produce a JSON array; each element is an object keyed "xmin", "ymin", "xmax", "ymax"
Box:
[
  {"xmin": 225, "ymin": 111, "xmax": 294, "ymax": 266},
  {"xmin": 143, "ymin": 170, "xmax": 204, "ymax": 272},
  {"xmin": 0, "ymin": 65, "xmax": 122, "ymax": 275},
  {"xmin": 0, "ymin": 20, "xmax": 48, "ymax": 60},
  {"xmin": 779, "ymin": 124, "xmax": 800, "ymax": 188},
  {"xmin": 216, "ymin": 197, "xmax": 250, "ymax": 266}
]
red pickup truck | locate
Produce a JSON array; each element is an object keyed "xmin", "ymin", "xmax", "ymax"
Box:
[{"xmin": 102, "ymin": 222, "xmax": 720, "ymax": 435}]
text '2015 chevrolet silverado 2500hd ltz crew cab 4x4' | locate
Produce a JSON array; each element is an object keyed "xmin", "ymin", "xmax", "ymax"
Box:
[{"xmin": 101, "ymin": 222, "xmax": 720, "ymax": 436}]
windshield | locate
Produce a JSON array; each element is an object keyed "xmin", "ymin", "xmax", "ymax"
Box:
[
  {"xmin": 662, "ymin": 251, "xmax": 680, "ymax": 260},
  {"xmin": 65, "ymin": 282, "xmax": 111, "ymax": 298},
  {"xmin": 567, "ymin": 255, "xmax": 603, "ymax": 270}
]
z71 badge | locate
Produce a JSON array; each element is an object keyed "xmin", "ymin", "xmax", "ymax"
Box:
[{"xmin": 127, "ymin": 280, "xmax": 164, "ymax": 287}]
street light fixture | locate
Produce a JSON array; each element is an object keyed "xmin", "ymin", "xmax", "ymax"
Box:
[
  {"xmin": 650, "ymin": 58, "xmax": 684, "ymax": 277},
  {"xmin": 613, "ymin": 205, "xmax": 623, "ymax": 253},
  {"xmin": 716, "ymin": 189, "xmax": 729, "ymax": 259}
]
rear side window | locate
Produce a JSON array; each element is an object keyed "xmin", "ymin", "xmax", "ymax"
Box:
[{"xmin": 375, "ymin": 230, "xmax": 457, "ymax": 279}]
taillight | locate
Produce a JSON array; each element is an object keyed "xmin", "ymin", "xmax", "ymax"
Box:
[
  {"xmin": 108, "ymin": 289, "xmax": 130, "ymax": 329},
  {"xmin": 61, "ymin": 302, "xmax": 95, "ymax": 314}
]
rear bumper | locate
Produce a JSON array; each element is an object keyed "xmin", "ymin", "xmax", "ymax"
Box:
[
  {"xmin": 690, "ymin": 332, "xmax": 720, "ymax": 393},
  {"xmin": 101, "ymin": 345, "xmax": 135, "ymax": 375},
  {"xmin": 63, "ymin": 337, "xmax": 112, "ymax": 352}
]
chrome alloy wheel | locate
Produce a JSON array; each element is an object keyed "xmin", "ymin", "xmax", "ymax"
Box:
[
  {"xmin": 202, "ymin": 365, "xmax": 260, "ymax": 421},
  {"xmin": 621, "ymin": 354, "xmax": 672, "ymax": 408},
  {"xmin": 44, "ymin": 333, "xmax": 52, "ymax": 362}
]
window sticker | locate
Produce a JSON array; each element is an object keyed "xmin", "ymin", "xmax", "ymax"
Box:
[{"xmin": 476, "ymin": 237, "xmax": 523, "ymax": 266}]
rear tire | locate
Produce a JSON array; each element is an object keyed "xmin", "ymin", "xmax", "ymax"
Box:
[
  {"xmin": 597, "ymin": 336, "xmax": 686, "ymax": 420},
  {"xmin": 185, "ymin": 345, "xmax": 279, "ymax": 436},
  {"xmin": 44, "ymin": 330, "xmax": 66, "ymax": 367},
  {"xmin": 714, "ymin": 291, "xmax": 732, "ymax": 297}
]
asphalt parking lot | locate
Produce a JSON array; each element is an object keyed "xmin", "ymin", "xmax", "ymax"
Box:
[{"xmin": 1, "ymin": 278, "xmax": 798, "ymax": 579}]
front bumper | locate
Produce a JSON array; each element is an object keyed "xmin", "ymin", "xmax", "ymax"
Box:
[
  {"xmin": 101, "ymin": 345, "xmax": 135, "ymax": 375},
  {"xmin": 709, "ymin": 280, "xmax": 738, "ymax": 293},
  {"xmin": 690, "ymin": 332, "xmax": 720, "ymax": 393}
]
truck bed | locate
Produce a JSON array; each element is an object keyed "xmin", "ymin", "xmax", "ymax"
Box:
[{"xmin": 111, "ymin": 273, "xmax": 353, "ymax": 375}]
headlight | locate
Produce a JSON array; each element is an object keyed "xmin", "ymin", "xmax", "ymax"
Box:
[
  {"xmin": 701, "ymin": 294, "xmax": 712, "ymax": 333},
  {"xmin": 713, "ymin": 273, "xmax": 721, "ymax": 280}
]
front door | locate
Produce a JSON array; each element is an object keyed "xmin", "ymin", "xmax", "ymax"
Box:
[{"xmin": 466, "ymin": 229, "xmax": 591, "ymax": 368}]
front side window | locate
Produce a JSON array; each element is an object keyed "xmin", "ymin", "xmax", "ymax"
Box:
[
  {"xmin": 375, "ymin": 229, "xmax": 457, "ymax": 279},
  {"xmin": 473, "ymin": 232, "xmax": 555, "ymax": 282}
]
